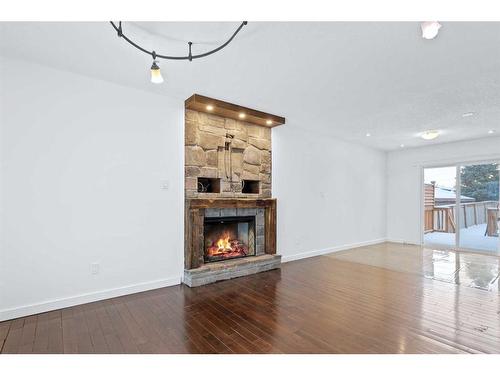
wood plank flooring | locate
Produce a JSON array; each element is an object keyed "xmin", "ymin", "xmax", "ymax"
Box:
[
  {"xmin": 330, "ymin": 242, "xmax": 500, "ymax": 292},
  {"xmin": 2, "ymin": 247, "xmax": 500, "ymax": 354}
]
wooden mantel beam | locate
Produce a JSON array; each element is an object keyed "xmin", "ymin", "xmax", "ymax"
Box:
[{"xmin": 185, "ymin": 94, "xmax": 285, "ymax": 128}]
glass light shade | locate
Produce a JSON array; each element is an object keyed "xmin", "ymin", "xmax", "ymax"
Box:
[
  {"xmin": 421, "ymin": 130, "xmax": 440, "ymax": 140},
  {"xmin": 421, "ymin": 21, "xmax": 441, "ymax": 40},
  {"xmin": 150, "ymin": 61, "xmax": 164, "ymax": 84}
]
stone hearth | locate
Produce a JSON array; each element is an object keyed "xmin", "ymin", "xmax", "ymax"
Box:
[{"xmin": 184, "ymin": 254, "xmax": 281, "ymax": 287}]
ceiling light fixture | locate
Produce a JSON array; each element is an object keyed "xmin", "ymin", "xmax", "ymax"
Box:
[
  {"xmin": 150, "ymin": 57, "xmax": 163, "ymax": 84},
  {"xmin": 206, "ymin": 105, "xmax": 214, "ymax": 111},
  {"xmin": 266, "ymin": 120, "xmax": 273, "ymax": 125},
  {"xmin": 421, "ymin": 21, "xmax": 442, "ymax": 40},
  {"xmin": 110, "ymin": 21, "xmax": 248, "ymax": 84},
  {"xmin": 400, "ymin": 144, "xmax": 405, "ymax": 148},
  {"xmin": 488, "ymin": 130, "xmax": 496, "ymax": 134},
  {"xmin": 366, "ymin": 133, "xmax": 371, "ymax": 137},
  {"xmin": 239, "ymin": 113, "xmax": 246, "ymax": 119},
  {"xmin": 421, "ymin": 130, "xmax": 440, "ymax": 140},
  {"xmin": 462, "ymin": 112, "xmax": 474, "ymax": 118}
]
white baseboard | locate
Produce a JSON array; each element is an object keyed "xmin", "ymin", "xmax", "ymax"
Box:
[
  {"xmin": 0, "ymin": 276, "xmax": 182, "ymax": 322},
  {"xmin": 385, "ymin": 238, "xmax": 422, "ymax": 246},
  {"xmin": 281, "ymin": 238, "xmax": 387, "ymax": 263}
]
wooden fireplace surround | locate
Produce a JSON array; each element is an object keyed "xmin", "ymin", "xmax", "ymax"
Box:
[{"xmin": 185, "ymin": 198, "xmax": 277, "ymax": 269}]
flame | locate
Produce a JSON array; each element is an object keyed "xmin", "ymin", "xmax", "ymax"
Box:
[
  {"xmin": 206, "ymin": 231, "xmax": 248, "ymax": 260},
  {"xmin": 216, "ymin": 233, "xmax": 232, "ymax": 252}
]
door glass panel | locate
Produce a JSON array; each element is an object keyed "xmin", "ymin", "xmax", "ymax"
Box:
[
  {"xmin": 423, "ymin": 166, "xmax": 458, "ymax": 249},
  {"xmin": 458, "ymin": 163, "xmax": 499, "ymax": 254}
]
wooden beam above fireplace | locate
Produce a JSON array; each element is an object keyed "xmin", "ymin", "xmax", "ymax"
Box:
[
  {"xmin": 185, "ymin": 94, "xmax": 285, "ymax": 128},
  {"xmin": 187, "ymin": 198, "xmax": 275, "ymax": 209}
]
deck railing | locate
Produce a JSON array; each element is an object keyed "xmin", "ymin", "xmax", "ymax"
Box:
[{"xmin": 425, "ymin": 201, "xmax": 498, "ymax": 233}]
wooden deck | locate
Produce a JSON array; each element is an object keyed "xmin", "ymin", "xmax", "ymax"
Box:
[{"xmin": 2, "ymin": 245, "xmax": 500, "ymax": 354}]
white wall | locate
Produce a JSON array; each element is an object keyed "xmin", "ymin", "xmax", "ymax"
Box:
[
  {"xmin": 386, "ymin": 137, "xmax": 500, "ymax": 244},
  {"xmin": 0, "ymin": 58, "xmax": 184, "ymax": 321},
  {"xmin": 273, "ymin": 126, "xmax": 387, "ymax": 262}
]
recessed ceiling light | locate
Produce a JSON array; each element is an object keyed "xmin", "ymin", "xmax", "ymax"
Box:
[
  {"xmin": 366, "ymin": 133, "xmax": 371, "ymax": 137},
  {"xmin": 421, "ymin": 130, "xmax": 440, "ymax": 140},
  {"xmin": 400, "ymin": 144, "xmax": 405, "ymax": 148},
  {"xmin": 238, "ymin": 113, "xmax": 246, "ymax": 119},
  {"xmin": 206, "ymin": 105, "xmax": 214, "ymax": 111},
  {"xmin": 488, "ymin": 129, "xmax": 496, "ymax": 134},
  {"xmin": 266, "ymin": 120, "xmax": 273, "ymax": 125},
  {"xmin": 462, "ymin": 112, "xmax": 474, "ymax": 118},
  {"xmin": 421, "ymin": 21, "xmax": 442, "ymax": 40}
]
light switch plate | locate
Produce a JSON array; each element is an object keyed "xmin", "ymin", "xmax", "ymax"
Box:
[
  {"xmin": 160, "ymin": 179, "xmax": 170, "ymax": 190},
  {"xmin": 91, "ymin": 263, "xmax": 100, "ymax": 275}
]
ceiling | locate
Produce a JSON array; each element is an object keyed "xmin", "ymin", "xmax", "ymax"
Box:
[{"xmin": 1, "ymin": 21, "xmax": 500, "ymax": 150}]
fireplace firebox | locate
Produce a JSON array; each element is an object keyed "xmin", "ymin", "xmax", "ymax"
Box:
[{"xmin": 204, "ymin": 216, "xmax": 256, "ymax": 263}]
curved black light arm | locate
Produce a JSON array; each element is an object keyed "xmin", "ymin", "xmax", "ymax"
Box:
[{"xmin": 110, "ymin": 21, "xmax": 248, "ymax": 61}]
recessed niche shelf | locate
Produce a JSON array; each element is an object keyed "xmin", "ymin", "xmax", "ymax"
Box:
[
  {"xmin": 242, "ymin": 180, "xmax": 260, "ymax": 194},
  {"xmin": 197, "ymin": 177, "xmax": 221, "ymax": 193}
]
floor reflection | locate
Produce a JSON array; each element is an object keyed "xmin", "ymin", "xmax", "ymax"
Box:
[
  {"xmin": 329, "ymin": 242, "xmax": 500, "ymax": 292},
  {"xmin": 181, "ymin": 269, "xmax": 283, "ymax": 353}
]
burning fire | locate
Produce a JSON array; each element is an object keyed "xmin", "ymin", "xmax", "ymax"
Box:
[
  {"xmin": 206, "ymin": 231, "xmax": 248, "ymax": 260},
  {"xmin": 216, "ymin": 233, "xmax": 232, "ymax": 252}
]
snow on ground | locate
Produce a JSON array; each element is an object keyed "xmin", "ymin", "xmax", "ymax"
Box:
[{"xmin": 424, "ymin": 223, "xmax": 499, "ymax": 253}]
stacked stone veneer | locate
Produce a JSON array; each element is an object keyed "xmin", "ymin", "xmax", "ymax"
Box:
[{"xmin": 185, "ymin": 109, "xmax": 272, "ymax": 198}]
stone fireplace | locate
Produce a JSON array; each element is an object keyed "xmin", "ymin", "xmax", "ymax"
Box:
[{"xmin": 183, "ymin": 94, "xmax": 284, "ymax": 287}]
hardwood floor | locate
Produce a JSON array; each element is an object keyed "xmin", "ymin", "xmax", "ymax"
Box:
[
  {"xmin": 2, "ymin": 244, "xmax": 500, "ymax": 354},
  {"xmin": 330, "ymin": 242, "xmax": 500, "ymax": 292}
]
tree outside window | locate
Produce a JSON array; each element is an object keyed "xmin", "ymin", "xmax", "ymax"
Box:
[{"xmin": 460, "ymin": 163, "xmax": 499, "ymax": 202}]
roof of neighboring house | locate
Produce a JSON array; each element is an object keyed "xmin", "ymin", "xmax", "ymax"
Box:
[{"xmin": 434, "ymin": 186, "xmax": 475, "ymax": 203}]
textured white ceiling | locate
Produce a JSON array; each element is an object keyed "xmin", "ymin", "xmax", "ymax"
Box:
[{"xmin": 1, "ymin": 21, "xmax": 500, "ymax": 150}]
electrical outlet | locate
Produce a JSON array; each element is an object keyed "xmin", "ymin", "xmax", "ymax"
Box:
[{"xmin": 91, "ymin": 263, "xmax": 100, "ymax": 275}]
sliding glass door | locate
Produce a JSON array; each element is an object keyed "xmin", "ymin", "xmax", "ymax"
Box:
[
  {"xmin": 423, "ymin": 161, "xmax": 499, "ymax": 255},
  {"xmin": 458, "ymin": 162, "xmax": 499, "ymax": 253}
]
